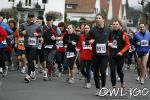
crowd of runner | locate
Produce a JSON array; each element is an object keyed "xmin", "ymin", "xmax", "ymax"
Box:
[{"xmin": 0, "ymin": 12, "xmax": 150, "ymax": 96}]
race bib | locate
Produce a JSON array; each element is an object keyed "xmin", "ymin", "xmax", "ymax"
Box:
[
  {"xmin": 112, "ymin": 40, "xmax": 117, "ymax": 48},
  {"xmin": 18, "ymin": 38, "xmax": 24, "ymax": 45},
  {"xmin": 66, "ymin": 52, "xmax": 75, "ymax": 58},
  {"xmin": 37, "ymin": 43, "xmax": 42, "ymax": 49},
  {"xmin": 141, "ymin": 40, "xmax": 149, "ymax": 46},
  {"xmin": 1, "ymin": 39, "xmax": 7, "ymax": 45},
  {"xmin": 57, "ymin": 41, "xmax": 63, "ymax": 48},
  {"xmin": 28, "ymin": 37, "xmax": 36, "ymax": 46},
  {"xmin": 82, "ymin": 41, "xmax": 92, "ymax": 50},
  {"xmin": 45, "ymin": 45, "xmax": 53, "ymax": 49},
  {"xmin": 96, "ymin": 44, "xmax": 106, "ymax": 53}
]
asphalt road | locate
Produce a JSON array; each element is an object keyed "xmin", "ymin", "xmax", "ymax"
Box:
[{"xmin": 0, "ymin": 65, "xmax": 150, "ymax": 100}]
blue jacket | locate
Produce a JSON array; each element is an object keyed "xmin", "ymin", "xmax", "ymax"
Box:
[{"xmin": 134, "ymin": 31, "xmax": 150, "ymax": 55}]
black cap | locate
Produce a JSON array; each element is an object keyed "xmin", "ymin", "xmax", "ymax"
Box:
[
  {"xmin": 28, "ymin": 12, "xmax": 34, "ymax": 17},
  {"xmin": 46, "ymin": 16, "xmax": 54, "ymax": 21},
  {"xmin": 37, "ymin": 16, "xmax": 44, "ymax": 20}
]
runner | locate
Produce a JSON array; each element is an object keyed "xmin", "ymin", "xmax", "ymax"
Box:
[
  {"xmin": 88, "ymin": 13, "xmax": 112, "ymax": 96},
  {"xmin": 133, "ymin": 22, "xmax": 150, "ymax": 85},
  {"xmin": 42, "ymin": 15, "xmax": 61, "ymax": 81},
  {"xmin": 108, "ymin": 19, "xmax": 130, "ymax": 89},
  {"xmin": 77, "ymin": 24, "xmax": 92, "ymax": 88},
  {"xmin": 63, "ymin": 24, "xmax": 79, "ymax": 84},
  {"xmin": 20, "ymin": 12, "xmax": 40, "ymax": 83}
]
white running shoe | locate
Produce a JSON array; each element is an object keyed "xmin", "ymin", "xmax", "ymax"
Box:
[
  {"xmin": 68, "ymin": 78, "xmax": 74, "ymax": 84},
  {"xmin": 136, "ymin": 76, "xmax": 140, "ymax": 81},
  {"xmin": 0, "ymin": 68, "xmax": 3, "ymax": 73},
  {"xmin": 140, "ymin": 78, "xmax": 144, "ymax": 85},
  {"xmin": 86, "ymin": 83, "xmax": 91, "ymax": 89},
  {"xmin": 21, "ymin": 66, "xmax": 26, "ymax": 74},
  {"xmin": 30, "ymin": 71, "xmax": 36, "ymax": 80},
  {"xmin": 95, "ymin": 89, "xmax": 100, "ymax": 96},
  {"xmin": 24, "ymin": 75, "xmax": 31, "ymax": 83}
]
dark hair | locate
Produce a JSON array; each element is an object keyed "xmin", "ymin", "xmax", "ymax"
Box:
[
  {"xmin": 46, "ymin": 16, "xmax": 55, "ymax": 21},
  {"xmin": 8, "ymin": 20, "xmax": 17, "ymax": 32},
  {"xmin": 58, "ymin": 22, "xmax": 66, "ymax": 30},
  {"xmin": 28, "ymin": 12, "xmax": 34, "ymax": 17},
  {"xmin": 96, "ymin": 13, "xmax": 105, "ymax": 19},
  {"xmin": 37, "ymin": 16, "xmax": 44, "ymax": 20}
]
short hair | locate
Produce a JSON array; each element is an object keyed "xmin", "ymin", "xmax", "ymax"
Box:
[
  {"xmin": 46, "ymin": 16, "xmax": 55, "ymax": 21},
  {"xmin": 37, "ymin": 16, "xmax": 44, "ymax": 20},
  {"xmin": 139, "ymin": 22, "xmax": 145, "ymax": 26},
  {"xmin": 96, "ymin": 13, "xmax": 105, "ymax": 19},
  {"xmin": 112, "ymin": 19, "xmax": 123, "ymax": 27},
  {"xmin": 28, "ymin": 12, "xmax": 34, "ymax": 17},
  {"xmin": 58, "ymin": 22, "xmax": 66, "ymax": 30}
]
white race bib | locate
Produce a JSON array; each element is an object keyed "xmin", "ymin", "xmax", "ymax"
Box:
[
  {"xmin": 96, "ymin": 44, "xmax": 106, "ymax": 53},
  {"xmin": 28, "ymin": 37, "xmax": 36, "ymax": 46},
  {"xmin": 82, "ymin": 41, "xmax": 92, "ymax": 50},
  {"xmin": 112, "ymin": 40, "xmax": 117, "ymax": 48},
  {"xmin": 1, "ymin": 39, "xmax": 7, "ymax": 45},
  {"xmin": 141, "ymin": 40, "xmax": 149, "ymax": 46},
  {"xmin": 37, "ymin": 43, "xmax": 42, "ymax": 49},
  {"xmin": 66, "ymin": 52, "xmax": 75, "ymax": 58},
  {"xmin": 57, "ymin": 41, "xmax": 63, "ymax": 48},
  {"xmin": 18, "ymin": 38, "xmax": 24, "ymax": 45},
  {"xmin": 45, "ymin": 45, "xmax": 53, "ymax": 49}
]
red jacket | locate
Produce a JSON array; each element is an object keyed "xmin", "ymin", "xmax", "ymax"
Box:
[
  {"xmin": 0, "ymin": 26, "xmax": 8, "ymax": 42},
  {"xmin": 77, "ymin": 33, "xmax": 92, "ymax": 61}
]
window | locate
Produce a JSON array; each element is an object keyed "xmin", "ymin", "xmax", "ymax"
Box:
[
  {"xmin": 25, "ymin": 0, "xmax": 31, "ymax": 6},
  {"xmin": 42, "ymin": 0, "xmax": 47, "ymax": 3},
  {"xmin": 29, "ymin": 0, "xmax": 31, "ymax": 6},
  {"xmin": 25, "ymin": 0, "xmax": 28, "ymax": 6},
  {"xmin": 66, "ymin": 4, "xmax": 73, "ymax": 9},
  {"xmin": 8, "ymin": 0, "xmax": 14, "ymax": 2}
]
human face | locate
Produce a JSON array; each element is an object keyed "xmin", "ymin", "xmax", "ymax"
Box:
[
  {"xmin": 9, "ymin": 22, "xmax": 14, "ymax": 29},
  {"xmin": 139, "ymin": 23, "xmax": 146, "ymax": 33},
  {"xmin": 28, "ymin": 17, "xmax": 34, "ymax": 23},
  {"xmin": 59, "ymin": 26, "xmax": 65, "ymax": 32},
  {"xmin": 95, "ymin": 15, "xmax": 104, "ymax": 26},
  {"xmin": 67, "ymin": 25, "xmax": 74, "ymax": 34},
  {"xmin": 46, "ymin": 19, "xmax": 53, "ymax": 26},
  {"xmin": 112, "ymin": 21, "xmax": 121, "ymax": 31},
  {"xmin": 84, "ymin": 25, "xmax": 90, "ymax": 34},
  {"xmin": 36, "ymin": 19, "xmax": 42, "ymax": 25}
]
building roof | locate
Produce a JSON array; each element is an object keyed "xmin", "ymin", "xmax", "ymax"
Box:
[{"xmin": 65, "ymin": 0, "xmax": 96, "ymax": 13}]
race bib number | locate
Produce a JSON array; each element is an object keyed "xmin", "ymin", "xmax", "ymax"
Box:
[
  {"xmin": 66, "ymin": 52, "xmax": 75, "ymax": 58},
  {"xmin": 112, "ymin": 40, "xmax": 117, "ymax": 48},
  {"xmin": 37, "ymin": 43, "xmax": 42, "ymax": 49},
  {"xmin": 28, "ymin": 37, "xmax": 36, "ymax": 46},
  {"xmin": 45, "ymin": 45, "xmax": 53, "ymax": 49},
  {"xmin": 82, "ymin": 41, "xmax": 92, "ymax": 50},
  {"xmin": 57, "ymin": 41, "xmax": 63, "ymax": 48},
  {"xmin": 96, "ymin": 44, "xmax": 106, "ymax": 53},
  {"xmin": 18, "ymin": 38, "xmax": 24, "ymax": 45},
  {"xmin": 141, "ymin": 40, "xmax": 149, "ymax": 46}
]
